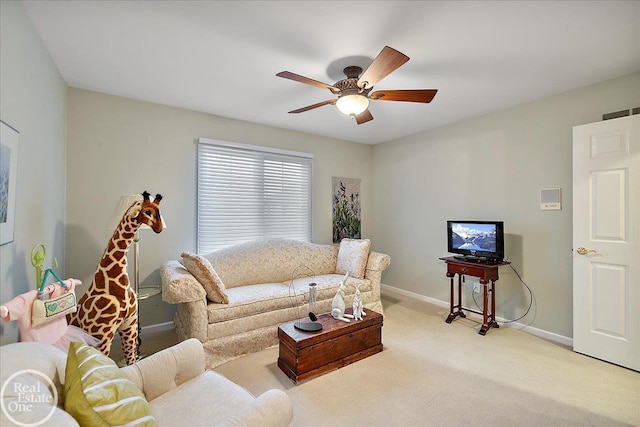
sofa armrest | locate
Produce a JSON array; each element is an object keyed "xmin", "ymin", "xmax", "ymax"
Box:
[
  {"xmin": 364, "ymin": 252, "xmax": 390, "ymax": 307},
  {"xmin": 161, "ymin": 260, "xmax": 207, "ymax": 304},
  {"xmin": 366, "ymin": 252, "xmax": 391, "ymax": 273},
  {"xmin": 120, "ymin": 338, "xmax": 206, "ymax": 402},
  {"xmin": 215, "ymin": 389, "xmax": 293, "ymax": 427}
]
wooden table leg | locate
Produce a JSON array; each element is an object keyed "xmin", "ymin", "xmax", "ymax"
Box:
[
  {"xmin": 479, "ymin": 279, "xmax": 489, "ymax": 335},
  {"xmin": 447, "ymin": 273, "xmax": 454, "ymax": 320},
  {"xmin": 446, "ymin": 273, "xmax": 466, "ymax": 323},
  {"xmin": 479, "ymin": 280, "xmax": 499, "ymax": 335},
  {"xmin": 490, "ymin": 280, "xmax": 499, "ymax": 330},
  {"xmin": 458, "ymin": 274, "xmax": 464, "ymax": 315}
]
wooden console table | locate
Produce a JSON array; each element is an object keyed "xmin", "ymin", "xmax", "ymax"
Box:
[{"xmin": 440, "ymin": 257, "xmax": 510, "ymax": 335}]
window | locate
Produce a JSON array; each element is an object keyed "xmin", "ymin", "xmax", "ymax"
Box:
[{"xmin": 197, "ymin": 138, "xmax": 313, "ymax": 253}]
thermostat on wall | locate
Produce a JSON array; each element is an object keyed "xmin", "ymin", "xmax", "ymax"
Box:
[{"xmin": 540, "ymin": 188, "xmax": 561, "ymax": 210}]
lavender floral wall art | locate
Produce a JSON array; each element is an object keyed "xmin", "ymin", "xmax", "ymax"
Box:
[{"xmin": 332, "ymin": 177, "xmax": 361, "ymax": 243}]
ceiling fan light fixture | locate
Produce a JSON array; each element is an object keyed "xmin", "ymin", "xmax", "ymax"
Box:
[
  {"xmin": 277, "ymin": 46, "xmax": 437, "ymax": 125},
  {"xmin": 336, "ymin": 93, "xmax": 369, "ymax": 116}
]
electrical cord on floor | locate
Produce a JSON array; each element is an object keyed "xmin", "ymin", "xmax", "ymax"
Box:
[
  {"xmin": 501, "ymin": 264, "xmax": 533, "ymax": 323},
  {"xmin": 470, "ymin": 262, "xmax": 533, "ymax": 324}
]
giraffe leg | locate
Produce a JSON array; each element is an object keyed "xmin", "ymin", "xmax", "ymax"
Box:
[
  {"xmin": 118, "ymin": 305, "xmax": 139, "ymax": 365},
  {"xmin": 97, "ymin": 328, "xmax": 117, "ymax": 357},
  {"xmin": 72, "ymin": 294, "xmax": 121, "ymax": 357}
]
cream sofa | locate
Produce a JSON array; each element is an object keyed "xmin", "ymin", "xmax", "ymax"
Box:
[
  {"xmin": 0, "ymin": 339, "xmax": 292, "ymax": 426},
  {"xmin": 161, "ymin": 238, "xmax": 391, "ymax": 368}
]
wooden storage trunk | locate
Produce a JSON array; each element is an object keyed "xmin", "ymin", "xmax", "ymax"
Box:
[{"xmin": 277, "ymin": 308, "xmax": 383, "ymax": 384}]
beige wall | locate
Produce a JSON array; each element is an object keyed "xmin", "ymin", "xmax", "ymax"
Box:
[
  {"xmin": 0, "ymin": 1, "xmax": 68, "ymax": 344},
  {"xmin": 65, "ymin": 88, "xmax": 374, "ymax": 326},
  {"xmin": 373, "ymin": 72, "xmax": 640, "ymax": 338}
]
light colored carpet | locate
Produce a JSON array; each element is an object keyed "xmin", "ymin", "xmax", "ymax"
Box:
[
  {"xmin": 113, "ymin": 290, "xmax": 640, "ymax": 426},
  {"xmin": 214, "ymin": 290, "xmax": 639, "ymax": 427}
]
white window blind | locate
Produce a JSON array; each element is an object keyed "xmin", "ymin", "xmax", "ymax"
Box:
[{"xmin": 197, "ymin": 138, "xmax": 313, "ymax": 253}]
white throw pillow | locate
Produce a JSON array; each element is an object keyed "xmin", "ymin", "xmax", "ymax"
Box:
[
  {"xmin": 180, "ymin": 252, "xmax": 229, "ymax": 303},
  {"xmin": 335, "ymin": 238, "xmax": 371, "ymax": 279}
]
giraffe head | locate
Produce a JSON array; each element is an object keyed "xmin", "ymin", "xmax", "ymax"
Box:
[{"xmin": 134, "ymin": 191, "xmax": 164, "ymax": 233}]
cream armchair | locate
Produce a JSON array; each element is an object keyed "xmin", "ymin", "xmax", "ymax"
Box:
[{"xmin": 0, "ymin": 339, "xmax": 292, "ymax": 427}]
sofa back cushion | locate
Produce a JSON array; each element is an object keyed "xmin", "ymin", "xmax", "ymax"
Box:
[{"xmin": 204, "ymin": 239, "xmax": 338, "ymax": 288}]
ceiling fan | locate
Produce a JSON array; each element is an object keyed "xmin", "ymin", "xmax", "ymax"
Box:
[{"xmin": 276, "ymin": 46, "xmax": 437, "ymax": 125}]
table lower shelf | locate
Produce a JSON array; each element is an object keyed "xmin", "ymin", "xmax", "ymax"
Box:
[
  {"xmin": 446, "ymin": 306, "xmax": 500, "ymax": 335},
  {"xmin": 137, "ymin": 286, "xmax": 161, "ymax": 300}
]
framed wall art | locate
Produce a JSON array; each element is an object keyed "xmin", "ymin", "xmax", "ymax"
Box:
[
  {"xmin": 1, "ymin": 120, "xmax": 19, "ymax": 246},
  {"xmin": 332, "ymin": 177, "xmax": 361, "ymax": 243}
]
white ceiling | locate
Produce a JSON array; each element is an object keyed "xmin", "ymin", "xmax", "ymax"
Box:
[{"xmin": 21, "ymin": 1, "xmax": 640, "ymax": 145}]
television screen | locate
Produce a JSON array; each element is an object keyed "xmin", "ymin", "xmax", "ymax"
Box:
[{"xmin": 447, "ymin": 220, "xmax": 504, "ymax": 262}]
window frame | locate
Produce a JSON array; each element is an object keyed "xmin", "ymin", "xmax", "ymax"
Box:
[{"xmin": 196, "ymin": 138, "xmax": 313, "ymax": 253}]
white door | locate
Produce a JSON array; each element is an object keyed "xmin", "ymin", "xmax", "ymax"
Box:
[{"xmin": 573, "ymin": 115, "xmax": 639, "ymax": 371}]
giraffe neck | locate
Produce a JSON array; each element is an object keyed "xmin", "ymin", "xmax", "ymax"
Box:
[{"xmin": 92, "ymin": 207, "xmax": 142, "ymax": 293}]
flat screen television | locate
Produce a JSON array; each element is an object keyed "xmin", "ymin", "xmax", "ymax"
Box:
[{"xmin": 447, "ymin": 220, "xmax": 504, "ymax": 262}]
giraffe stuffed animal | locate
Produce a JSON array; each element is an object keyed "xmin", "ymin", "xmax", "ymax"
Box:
[{"xmin": 68, "ymin": 191, "xmax": 164, "ymax": 365}]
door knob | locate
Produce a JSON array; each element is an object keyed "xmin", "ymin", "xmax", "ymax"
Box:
[{"xmin": 577, "ymin": 247, "xmax": 598, "ymax": 256}]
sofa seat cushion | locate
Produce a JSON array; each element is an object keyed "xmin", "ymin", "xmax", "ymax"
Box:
[
  {"xmin": 205, "ymin": 285, "xmax": 376, "ymax": 341},
  {"xmin": 207, "ymin": 275, "xmax": 371, "ymax": 324},
  {"xmin": 216, "ymin": 389, "xmax": 293, "ymax": 427},
  {"xmin": 204, "ymin": 239, "xmax": 338, "ymax": 289},
  {"xmin": 208, "ymin": 283, "xmax": 300, "ymax": 324},
  {"xmin": 148, "ymin": 371, "xmax": 253, "ymax": 427}
]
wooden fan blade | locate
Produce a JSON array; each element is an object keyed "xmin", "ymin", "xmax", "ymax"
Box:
[
  {"xmin": 357, "ymin": 46, "xmax": 409, "ymax": 89},
  {"xmin": 369, "ymin": 89, "xmax": 438, "ymax": 103},
  {"xmin": 355, "ymin": 109, "xmax": 374, "ymax": 125},
  {"xmin": 276, "ymin": 71, "xmax": 338, "ymax": 93},
  {"xmin": 288, "ymin": 99, "xmax": 336, "ymax": 114}
]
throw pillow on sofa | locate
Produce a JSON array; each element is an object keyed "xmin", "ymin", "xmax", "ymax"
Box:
[
  {"xmin": 64, "ymin": 342, "xmax": 156, "ymax": 427},
  {"xmin": 181, "ymin": 252, "xmax": 229, "ymax": 303},
  {"xmin": 335, "ymin": 238, "xmax": 371, "ymax": 279}
]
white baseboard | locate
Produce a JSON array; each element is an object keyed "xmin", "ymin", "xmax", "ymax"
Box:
[
  {"xmin": 140, "ymin": 321, "xmax": 175, "ymax": 335},
  {"xmin": 381, "ymin": 283, "xmax": 573, "ymax": 347}
]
